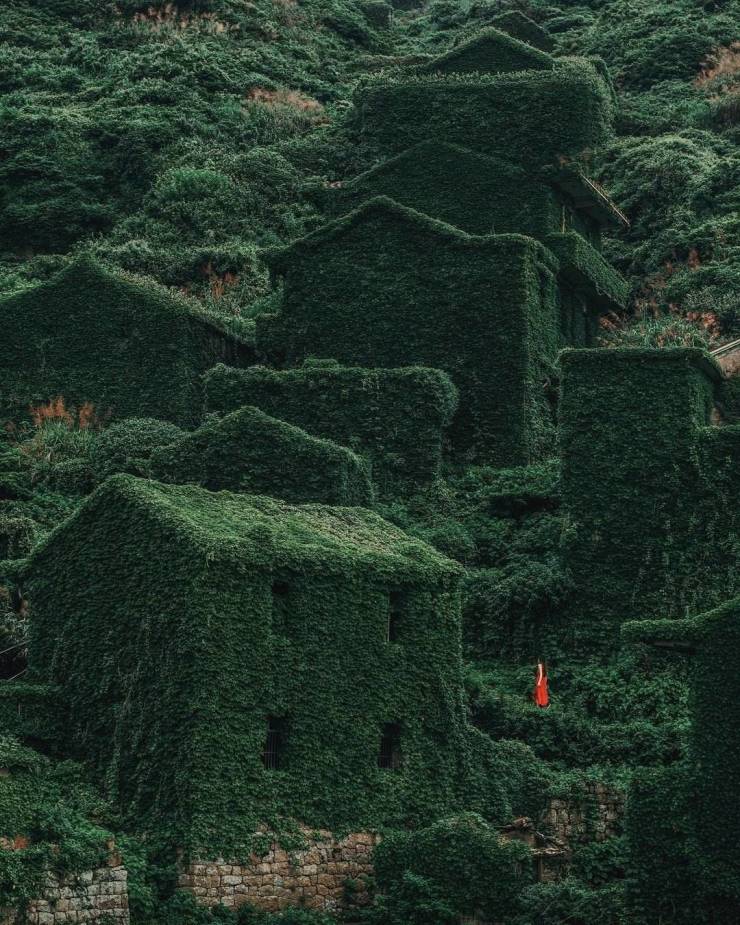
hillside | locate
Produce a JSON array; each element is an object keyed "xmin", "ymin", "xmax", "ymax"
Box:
[
  {"xmin": 1, "ymin": 2, "xmax": 740, "ymax": 925},
  {"xmin": 1, "ymin": 1, "xmax": 737, "ymax": 339}
]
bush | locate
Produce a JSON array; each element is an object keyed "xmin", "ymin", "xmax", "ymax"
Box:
[
  {"xmin": 90, "ymin": 418, "xmax": 185, "ymax": 480},
  {"xmin": 598, "ymin": 312, "xmax": 717, "ymax": 349},
  {"xmin": 370, "ymin": 814, "xmax": 531, "ymax": 924}
]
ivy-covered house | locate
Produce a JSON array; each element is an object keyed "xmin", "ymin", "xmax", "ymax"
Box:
[
  {"xmin": 25, "ymin": 475, "xmax": 501, "ymax": 853},
  {"xmin": 623, "ymin": 597, "xmax": 740, "ymax": 922},
  {"xmin": 252, "ymin": 30, "xmax": 628, "ymax": 468},
  {"xmin": 0, "ymin": 257, "xmax": 251, "ymax": 429},
  {"xmin": 559, "ymin": 346, "xmax": 740, "ymax": 647},
  {"xmin": 326, "ymin": 141, "xmax": 628, "ymax": 252},
  {"xmin": 149, "ymin": 404, "xmax": 373, "ymax": 506},
  {"xmin": 204, "ymin": 361, "xmax": 457, "ymax": 494},
  {"xmin": 257, "ymin": 197, "xmax": 560, "ymax": 466}
]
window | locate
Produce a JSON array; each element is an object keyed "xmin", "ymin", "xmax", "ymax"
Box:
[
  {"xmin": 272, "ymin": 580, "xmax": 290, "ymax": 597},
  {"xmin": 378, "ymin": 722, "xmax": 402, "ymax": 770},
  {"xmin": 262, "ymin": 716, "xmax": 286, "ymax": 770},
  {"xmin": 271, "ymin": 579, "xmax": 290, "ymax": 635},
  {"xmin": 387, "ymin": 590, "xmax": 406, "ymax": 642}
]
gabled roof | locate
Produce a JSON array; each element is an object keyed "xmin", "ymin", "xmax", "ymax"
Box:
[
  {"xmin": 0, "ymin": 255, "xmax": 247, "ymax": 345},
  {"xmin": 30, "ymin": 474, "xmax": 459, "ymax": 583},
  {"xmin": 335, "ymin": 140, "xmax": 527, "ymax": 192},
  {"xmin": 421, "ymin": 27, "xmax": 554, "ymax": 76},
  {"xmin": 149, "ymin": 404, "xmax": 373, "ymax": 505},
  {"xmin": 488, "ymin": 11, "xmax": 555, "ymax": 53},
  {"xmin": 265, "ymin": 196, "xmax": 556, "ymax": 274}
]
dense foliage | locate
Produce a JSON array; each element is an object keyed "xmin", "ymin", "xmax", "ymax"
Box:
[
  {"xmin": 25, "ymin": 475, "xmax": 510, "ymax": 852},
  {"xmin": 150, "ymin": 404, "xmax": 373, "ymax": 504},
  {"xmin": 1, "ymin": 1, "xmax": 739, "ymax": 923},
  {"xmin": 259, "ymin": 198, "xmax": 560, "ymax": 465}
]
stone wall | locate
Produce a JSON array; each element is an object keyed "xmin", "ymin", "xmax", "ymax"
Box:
[
  {"xmin": 501, "ymin": 782, "xmax": 626, "ymax": 885},
  {"xmin": 714, "ymin": 340, "xmax": 740, "ymax": 378},
  {"xmin": 542, "ymin": 782, "xmax": 625, "ymax": 845},
  {"xmin": 0, "ymin": 858, "xmax": 129, "ymax": 925},
  {"xmin": 181, "ymin": 789, "xmax": 625, "ymax": 914},
  {"xmin": 180, "ymin": 829, "xmax": 379, "ymax": 914}
]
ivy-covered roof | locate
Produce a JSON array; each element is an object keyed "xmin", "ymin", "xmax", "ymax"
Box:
[
  {"xmin": 488, "ymin": 11, "xmax": 555, "ymax": 52},
  {"xmin": 265, "ymin": 195, "xmax": 557, "ymax": 275},
  {"xmin": 559, "ymin": 344, "xmax": 723, "ymax": 383},
  {"xmin": 31, "ymin": 474, "xmax": 459, "ymax": 583},
  {"xmin": 420, "ymin": 27, "xmax": 555, "ymax": 76},
  {"xmin": 0, "ymin": 255, "xmax": 248, "ymax": 346},
  {"xmin": 336, "ymin": 140, "xmax": 527, "ymax": 191},
  {"xmin": 149, "ymin": 404, "xmax": 373, "ymax": 506}
]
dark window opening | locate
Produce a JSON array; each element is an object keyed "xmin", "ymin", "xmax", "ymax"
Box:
[
  {"xmin": 378, "ymin": 722, "xmax": 402, "ymax": 770},
  {"xmin": 262, "ymin": 716, "xmax": 286, "ymax": 770},
  {"xmin": 387, "ymin": 590, "xmax": 406, "ymax": 642},
  {"xmin": 272, "ymin": 580, "xmax": 290, "ymax": 597},
  {"xmin": 271, "ymin": 580, "xmax": 291, "ymax": 635}
]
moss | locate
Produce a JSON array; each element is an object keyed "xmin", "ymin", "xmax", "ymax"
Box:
[{"xmin": 150, "ymin": 405, "xmax": 373, "ymax": 506}]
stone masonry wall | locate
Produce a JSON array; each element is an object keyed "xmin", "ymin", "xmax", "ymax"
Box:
[
  {"xmin": 0, "ymin": 859, "xmax": 129, "ymax": 925},
  {"xmin": 541, "ymin": 782, "xmax": 625, "ymax": 846},
  {"xmin": 180, "ymin": 829, "xmax": 379, "ymax": 914},
  {"xmin": 182, "ymin": 790, "xmax": 625, "ymax": 914},
  {"xmin": 715, "ymin": 342, "xmax": 740, "ymax": 378}
]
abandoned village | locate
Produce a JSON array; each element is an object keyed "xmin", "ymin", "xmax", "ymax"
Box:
[{"xmin": 1, "ymin": 9, "xmax": 740, "ymax": 925}]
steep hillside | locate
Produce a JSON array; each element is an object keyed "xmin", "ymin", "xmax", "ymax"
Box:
[
  {"xmin": 1, "ymin": 3, "xmax": 739, "ymax": 925},
  {"xmin": 1, "ymin": 1, "xmax": 737, "ymax": 339}
]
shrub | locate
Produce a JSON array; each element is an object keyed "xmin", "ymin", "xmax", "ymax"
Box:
[
  {"xmin": 90, "ymin": 418, "xmax": 185, "ymax": 480},
  {"xmin": 371, "ymin": 814, "xmax": 531, "ymax": 924},
  {"xmin": 598, "ymin": 312, "xmax": 717, "ymax": 349}
]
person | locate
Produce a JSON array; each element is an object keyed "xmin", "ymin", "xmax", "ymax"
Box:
[{"xmin": 533, "ymin": 660, "xmax": 549, "ymax": 708}]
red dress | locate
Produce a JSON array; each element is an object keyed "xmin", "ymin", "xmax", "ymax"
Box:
[{"xmin": 534, "ymin": 662, "xmax": 549, "ymax": 708}]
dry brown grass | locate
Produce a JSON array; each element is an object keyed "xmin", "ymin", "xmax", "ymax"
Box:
[
  {"xmin": 696, "ymin": 42, "xmax": 740, "ymax": 85},
  {"xmin": 200, "ymin": 260, "xmax": 240, "ymax": 302},
  {"xmin": 126, "ymin": 3, "xmax": 235, "ymax": 33},
  {"xmin": 247, "ymin": 87, "xmax": 324, "ymax": 112},
  {"xmin": 28, "ymin": 397, "xmax": 105, "ymax": 431}
]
